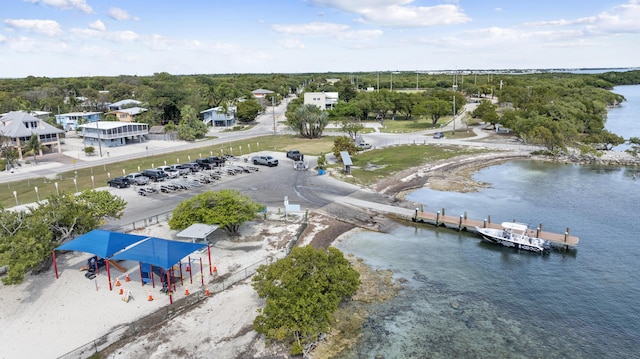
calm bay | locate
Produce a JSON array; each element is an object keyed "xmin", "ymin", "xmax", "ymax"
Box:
[{"xmin": 334, "ymin": 85, "xmax": 640, "ymax": 358}]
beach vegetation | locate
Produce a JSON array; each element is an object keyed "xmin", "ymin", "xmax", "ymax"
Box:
[
  {"xmin": 252, "ymin": 246, "xmax": 360, "ymax": 355},
  {"xmin": 168, "ymin": 189, "xmax": 264, "ymax": 236},
  {"xmin": 0, "ymin": 189, "xmax": 126, "ymax": 284}
]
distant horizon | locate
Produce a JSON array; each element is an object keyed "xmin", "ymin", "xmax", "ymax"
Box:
[
  {"xmin": 0, "ymin": 66, "xmax": 638, "ymax": 81},
  {"xmin": 1, "ymin": 1, "xmax": 639, "ymax": 78}
]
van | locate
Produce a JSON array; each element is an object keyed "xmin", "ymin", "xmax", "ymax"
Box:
[{"xmin": 142, "ymin": 169, "xmax": 168, "ymax": 182}]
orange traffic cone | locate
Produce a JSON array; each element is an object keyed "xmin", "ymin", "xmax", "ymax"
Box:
[
  {"xmin": 119, "ymin": 288, "xmax": 123, "ymax": 295},
  {"xmin": 125, "ymin": 274, "xmax": 131, "ymax": 282},
  {"xmin": 205, "ymin": 289, "xmax": 210, "ymax": 296},
  {"xmin": 186, "ymin": 265, "xmax": 191, "ymax": 272},
  {"xmin": 115, "ymin": 279, "xmax": 121, "ymax": 287},
  {"xmin": 147, "ymin": 294, "xmax": 154, "ymax": 301},
  {"xmin": 185, "ymin": 288, "xmax": 190, "ymax": 296},
  {"xmin": 213, "ymin": 266, "xmax": 217, "ymax": 273}
]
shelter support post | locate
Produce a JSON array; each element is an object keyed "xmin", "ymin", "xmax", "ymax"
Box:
[
  {"xmin": 200, "ymin": 258, "xmax": 204, "ymax": 287},
  {"xmin": 106, "ymin": 260, "xmax": 112, "ymax": 291},
  {"xmin": 208, "ymin": 245, "xmax": 213, "ymax": 276},
  {"xmin": 52, "ymin": 251, "xmax": 59, "ymax": 279}
]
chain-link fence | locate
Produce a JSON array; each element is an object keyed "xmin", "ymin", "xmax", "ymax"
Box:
[{"xmin": 57, "ymin": 214, "xmax": 307, "ymax": 359}]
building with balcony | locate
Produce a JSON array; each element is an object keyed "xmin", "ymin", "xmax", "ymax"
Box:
[
  {"xmin": 304, "ymin": 92, "xmax": 339, "ymax": 110},
  {"xmin": 55, "ymin": 112, "xmax": 102, "ymax": 131},
  {"xmin": 78, "ymin": 121, "xmax": 148, "ymax": 149},
  {"xmin": 0, "ymin": 111, "xmax": 64, "ymax": 160}
]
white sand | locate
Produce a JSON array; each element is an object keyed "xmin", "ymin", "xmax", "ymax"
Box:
[{"xmin": 0, "ymin": 215, "xmax": 305, "ymax": 358}]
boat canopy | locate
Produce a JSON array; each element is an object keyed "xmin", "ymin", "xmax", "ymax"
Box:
[{"xmin": 501, "ymin": 222, "xmax": 528, "ymax": 232}]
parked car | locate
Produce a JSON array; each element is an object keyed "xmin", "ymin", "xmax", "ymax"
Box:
[
  {"xmin": 356, "ymin": 142, "xmax": 372, "ymax": 150},
  {"xmin": 126, "ymin": 172, "xmax": 150, "ymax": 185},
  {"xmin": 107, "ymin": 176, "xmax": 130, "ymax": 188},
  {"xmin": 433, "ymin": 131, "xmax": 445, "ymax": 139},
  {"xmin": 286, "ymin": 150, "xmax": 304, "ymax": 161},
  {"xmin": 142, "ymin": 168, "xmax": 168, "ymax": 182},
  {"xmin": 157, "ymin": 165, "xmax": 179, "ymax": 178},
  {"xmin": 195, "ymin": 158, "xmax": 215, "ymax": 170},
  {"xmin": 181, "ymin": 162, "xmax": 201, "ymax": 172},
  {"xmin": 252, "ymin": 155, "xmax": 279, "ymax": 167},
  {"xmin": 169, "ymin": 164, "xmax": 190, "ymax": 176}
]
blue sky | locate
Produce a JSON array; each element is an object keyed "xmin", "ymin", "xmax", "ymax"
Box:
[{"xmin": 0, "ymin": 0, "xmax": 638, "ymax": 78}]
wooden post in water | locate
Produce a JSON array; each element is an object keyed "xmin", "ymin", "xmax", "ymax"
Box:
[
  {"xmin": 564, "ymin": 228, "xmax": 570, "ymax": 251},
  {"xmin": 487, "ymin": 215, "xmax": 491, "ymax": 225},
  {"xmin": 458, "ymin": 215, "xmax": 463, "ymax": 231},
  {"xmin": 483, "ymin": 219, "xmax": 487, "ymax": 228},
  {"xmin": 436, "ymin": 211, "xmax": 440, "ymax": 226},
  {"xmin": 414, "ymin": 208, "xmax": 419, "ymax": 221},
  {"xmin": 464, "ymin": 211, "xmax": 467, "ymax": 220},
  {"xmin": 441, "ymin": 208, "xmax": 445, "ymax": 216},
  {"xmin": 536, "ymin": 226, "xmax": 540, "ymax": 238}
]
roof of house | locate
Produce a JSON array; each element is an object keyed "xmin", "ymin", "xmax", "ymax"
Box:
[
  {"xmin": 107, "ymin": 107, "xmax": 147, "ymax": 116},
  {"xmin": 0, "ymin": 111, "xmax": 64, "ymax": 138},
  {"xmin": 109, "ymin": 99, "xmax": 142, "ymax": 108},
  {"xmin": 200, "ymin": 106, "xmax": 236, "ymax": 114},
  {"xmin": 56, "ymin": 111, "xmax": 102, "ymax": 117},
  {"xmin": 251, "ymin": 88, "xmax": 274, "ymax": 95},
  {"xmin": 149, "ymin": 125, "xmax": 165, "ymax": 134},
  {"xmin": 78, "ymin": 121, "xmax": 147, "ymax": 130}
]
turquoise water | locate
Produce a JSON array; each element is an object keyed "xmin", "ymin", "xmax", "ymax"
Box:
[{"xmin": 334, "ymin": 85, "xmax": 640, "ymax": 358}]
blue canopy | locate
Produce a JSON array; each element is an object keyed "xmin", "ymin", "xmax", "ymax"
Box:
[
  {"xmin": 111, "ymin": 237, "xmax": 207, "ymax": 270},
  {"xmin": 56, "ymin": 229, "xmax": 149, "ymax": 258}
]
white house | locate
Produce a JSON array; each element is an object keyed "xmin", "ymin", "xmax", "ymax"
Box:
[
  {"xmin": 78, "ymin": 121, "xmax": 149, "ymax": 150},
  {"xmin": 304, "ymin": 92, "xmax": 339, "ymax": 110}
]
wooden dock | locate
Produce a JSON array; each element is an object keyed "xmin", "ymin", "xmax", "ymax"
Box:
[{"xmin": 412, "ymin": 208, "xmax": 579, "ymax": 249}]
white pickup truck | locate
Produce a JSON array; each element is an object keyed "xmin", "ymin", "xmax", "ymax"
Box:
[{"xmin": 252, "ymin": 155, "xmax": 279, "ymax": 167}]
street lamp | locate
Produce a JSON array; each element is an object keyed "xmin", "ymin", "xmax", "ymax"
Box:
[{"xmin": 35, "ymin": 186, "xmax": 39, "ymax": 202}]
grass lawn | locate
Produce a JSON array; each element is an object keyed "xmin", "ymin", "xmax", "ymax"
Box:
[
  {"xmin": 329, "ymin": 144, "xmax": 485, "ymax": 186},
  {"xmin": 379, "ymin": 116, "xmax": 452, "ymax": 133}
]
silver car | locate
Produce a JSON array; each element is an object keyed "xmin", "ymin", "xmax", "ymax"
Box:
[
  {"xmin": 126, "ymin": 172, "xmax": 150, "ymax": 185},
  {"xmin": 169, "ymin": 164, "xmax": 190, "ymax": 176}
]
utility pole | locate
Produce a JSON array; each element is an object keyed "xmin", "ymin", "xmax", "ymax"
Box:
[
  {"xmin": 96, "ymin": 120, "xmax": 102, "ymax": 157},
  {"xmin": 452, "ymin": 95, "xmax": 456, "ymax": 135}
]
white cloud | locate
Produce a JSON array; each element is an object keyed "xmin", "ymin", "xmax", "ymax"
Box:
[
  {"xmin": 70, "ymin": 28, "xmax": 140, "ymax": 42},
  {"xmin": 271, "ymin": 22, "xmax": 349, "ymax": 36},
  {"xmin": 89, "ymin": 20, "xmax": 105, "ymax": 31},
  {"xmin": 311, "ymin": 0, "xmax": 470, "ymax": 27},
  {"xmin": 495, "ymin": 7, "xmax": 503, "ymax": 12},
  {"xmin": 23, "ymin": 0, "xmax": 94, "ymax": 14},
  {"xmin": 3, "ymin": 19, "xmax": 63, "ymax": 36},
  {"xmin": 336, "ymin": 29, "xmax": 383, "ymax": 41},
  {"xmin": 276, "ymin": 38, "xmax": 306, "ymax": 49},
  {"xmin": 108, "ymin": 7, "xmax": 139, "ymax": 21},
  {"xmin": 524, "ymin": 1, "xmax": 640, "ymax": 34}
]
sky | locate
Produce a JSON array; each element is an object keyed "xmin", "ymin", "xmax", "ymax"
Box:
[{"xmin": 0, "ymin": 0, "xmax": 639, "ymax": 78}]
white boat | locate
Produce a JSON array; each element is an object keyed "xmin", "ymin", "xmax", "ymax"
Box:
[{"xmin": 475, "ymin": 222, "xmax": 551, "ymax": 254}]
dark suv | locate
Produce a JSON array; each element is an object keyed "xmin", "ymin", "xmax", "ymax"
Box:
[
  {"xmin": 195, "ymin": 158, "xmax": 215, "ymax": 170},
  {"xmin": 142, "ymin": 169, "xmax": 168, "ymax": 182},
  {"xmin": 107, "ymin": 176, "xmax": 130, "ymax": 188},
  {"xmin": 181, "ymin": 162, "xmax": 201, "ymax": 172}
]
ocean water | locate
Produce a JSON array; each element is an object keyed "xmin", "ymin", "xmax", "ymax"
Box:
[
  {"xmin": 607, "ymin": 85, "xmax": 640, "ymax": 151},
  {"xmin": 334, "ymin": 85, "xmax": 640, "ymax": 359}
]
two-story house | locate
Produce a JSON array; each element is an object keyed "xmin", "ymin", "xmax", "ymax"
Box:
[
  {"xmin": 200, "ymin": 106, "xmax": 236, "ymax": 128},
  {"xmin": 107, "ymin": 107, "xmax": 147, "ymax": 123},
  {"xmin": 55, "ymin": 112, "xmax": 102, "ymax": 131},
  {"xmin": 0, "ymin": 111, "xmax": 64, "ymax": 160},
  {"xmin": 303, "ymin": 92, "xmax": 339, "ymax": 110}
]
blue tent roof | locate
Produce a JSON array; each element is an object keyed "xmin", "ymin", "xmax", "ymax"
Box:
[
  {"xmin": 111, "ymin": 237, "xmax": 207, "ymax": 270},
  {"xmin": 56, "ymin": 229, "xmax": 149, "ymax": 258}
]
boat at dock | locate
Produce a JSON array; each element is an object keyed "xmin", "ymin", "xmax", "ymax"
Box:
[{"xmin": 476, "ymin": 222, "xmax": 551, "ymax": 254}]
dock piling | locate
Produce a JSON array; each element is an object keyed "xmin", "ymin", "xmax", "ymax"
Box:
[
  {"xmin": 436, "ymin": 211, "xmax": 440, "ymax": 226},
  {"xmin": 458, "ymin": 215, "xmax": 463, "ymax": 231}
]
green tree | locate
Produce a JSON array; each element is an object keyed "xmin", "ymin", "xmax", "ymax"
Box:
[
  {"xmin": 24, "ymin": 133, "xmax": 42, "ymax": 163},
  {"xmin": 168, "ymin": 190, "xmax": 264, "ymax": 236},
  {"xmin": 286, "ymin": 104, "xmax": 329, "ymax": 139},
  {"xmin": 424, "ymin": 98, "xmax": 451, "ymax": 127},
  {"xmin": 235, "ymin": 98, "xmax": 262, "ymax": 123},
  {"xmin": 0, "ymin": 190, "xmax": 125, "ymax": 284},
  {"xmin": 332, "ymin": 136, "xmax": 359, "ymax": 160},
  {"xmin": 252, "ymin": 246, "xmax": 360, "ymax": 355},
  {"xmin": 177, "ymin": 105, "xmax": 208, "ymax": 141},
  {"xmin": 627, "ymin": 137, "xmax": 640, "ymax": 157}
]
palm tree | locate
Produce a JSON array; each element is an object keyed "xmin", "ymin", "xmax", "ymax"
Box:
[{"xmin": 25, "ymin": 133, "xmax": 42, "ymax": 163}]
